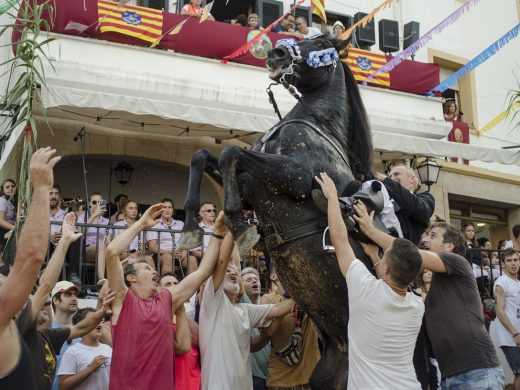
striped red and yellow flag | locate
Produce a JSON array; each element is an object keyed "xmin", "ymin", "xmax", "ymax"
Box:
[
  {"xmin": 98, "ymin": 0, "xmax": 163, "ymax": 44},
  {"xmin": 311, "ymin": 0, "xmax": 326, "ymax": 23},
  {"xmin": 343, "ymin": 48, "xmax": 390, "ymax": 87}
]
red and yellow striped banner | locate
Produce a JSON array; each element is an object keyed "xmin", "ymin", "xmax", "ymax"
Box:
[
  {"xmin": 343, "ymin": 48, "xmax": 390, "ymax": 87},
  {"xmin": 98, "ymin": 0, "xmax": 163, "ymax": 44},
  {"xmin": 311, "ymin": 0, "xmax": 326, "ymax": 23}
]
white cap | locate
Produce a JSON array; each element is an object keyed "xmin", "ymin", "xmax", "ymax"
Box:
[
  {"xmin": 51, "ymin": 280, "xmax": 80, "ymax": 298},
  {"xmin": 333, "ymin": 20, "xmax": 345, "ymax": 30}
]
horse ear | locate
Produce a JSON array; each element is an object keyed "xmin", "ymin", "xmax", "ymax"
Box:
[{"xmin": 332, "ymin": 36, "xmax": 352, "ymax": 59}]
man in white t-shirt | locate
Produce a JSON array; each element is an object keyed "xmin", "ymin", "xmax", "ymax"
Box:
[
  {"xmin": 199, "ymin": 234, "xmax": 295, "ymax": 390},
  {"xmin": 58, "ymin": 307, "xmax": 112, "ymax": 390},
  {"xmin": 315, "ymin": 172, "xmax": 424, "ymax": 390},
  {"xmin": 494, "ymin": 248, "xmax": 520, "ymax": 389}
]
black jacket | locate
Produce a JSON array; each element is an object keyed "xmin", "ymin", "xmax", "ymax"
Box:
[{"xmin": 383, "ymin": 177, "xmax": 435, "ymax": 245}]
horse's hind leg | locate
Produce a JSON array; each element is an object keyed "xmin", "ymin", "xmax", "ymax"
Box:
[
  {"xmin": 310, "ymin": 333, "xmax": 348, "ymax": 390},
  {"xmin": 177, "ymin": 149, "xmax": 221, "ymax": 250}
]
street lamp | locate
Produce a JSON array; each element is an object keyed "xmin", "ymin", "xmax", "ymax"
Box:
[
  {"xmin": 416, "ymin": 157, "xmax": 440, "ymax": 192},
  {"xmin": 113, "ymin": 161, "xmax": 134, "ymax": 185}
]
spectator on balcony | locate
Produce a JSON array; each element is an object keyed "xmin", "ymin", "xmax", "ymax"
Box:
[
  {"xmin": 0, "ymin": 178, "xmax": 16, "ymax": 253},
  {"xmin": 111, "ymin": 200, "xmax": 154, "ymax": 268},
  {"xmin": 181, "ymin": 0, "xmax": 214, "ymax": 20},
  {"xmin": 443, "ymin": 100, "xmax": 462, "ymax": 122},
  {"xmin": 463, "ymin": 222, "xmax": 480, "ymax": 265},
  {"xmin": 191, "ymin": 202, "xmax": 216, "ymax": 259},
  {"xmin": 109, "ymin": 193, "xmax": 128, "ymax": 224},
  {"xmin": 272, "ymin": 14, "xmax": 304, "ymax": 40},
  {"xmin": 248, "ymin": 13, "xmax": 262, "ymax": 30},
  {"xmin": 84, "ymin": 193, "xmax": 109, "ymax": 280},
  {"xmin": 0, "ymin": 147, "xmax": 58, "ymax": 389},
  {"xmin": 49, "ymin": 184, "xmax": 82, "ymax": 286},
  {"xmin": 148, "ymin": 198, "xmax": 198, "ymax": 275},
  {"xmin": 57, "ymin": 307, "xmax": 112, "ymax": 390},
  {"xmin": 295, "ymin": 17, "xmax": 321, "ymax": 39},
  {"xmin": 233, "ymin": 14, "xmax": 248, "ymax": 27},
  {"xmin": 332, "ymin": 20, "xmax": 345, "ymax": 39}
]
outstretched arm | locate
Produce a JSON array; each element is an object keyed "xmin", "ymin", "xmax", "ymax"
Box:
[
  {"xmin": 354, "ymin": 201, "xmax": 447, "ymax": 273},
  {"xmin": 266, "ymin": 298, "xmax": 294, "ymax": 320},
  {"xmin": 0, "ymin": 148, "xmax": 61, "ymax": 329},
  {"xmin": 31, "ymin": 212, "xmax": 82, "ymax": 322},
  {"xmin": 170, "ymin": 212, "xmax": 230, "ymax": 310},
  {"xmin": 315, "ymin": 172, "xmax": 356, "ymax": 276}
]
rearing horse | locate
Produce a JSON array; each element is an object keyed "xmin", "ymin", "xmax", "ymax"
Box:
[{"xmin": 179, "ymin": 35, "xmax": 374, "ymax": 389}]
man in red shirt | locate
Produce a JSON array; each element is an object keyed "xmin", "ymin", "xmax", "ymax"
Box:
[{"xmin": 106, "ymin": 205, "xmax": 230, "ymax": 390}]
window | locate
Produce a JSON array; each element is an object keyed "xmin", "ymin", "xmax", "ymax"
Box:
[{"xmin": 256, "ymin": 0, "xmax": 283, "ymax": 28}]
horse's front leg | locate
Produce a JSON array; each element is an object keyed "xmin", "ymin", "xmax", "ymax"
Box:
[
  {"xmin": 178, "ymin": 149, "xmax": 221, "ymax": 250},
  {"xmin": 218, "ymin": 145, "xmax": 312, "ymax": 254}
]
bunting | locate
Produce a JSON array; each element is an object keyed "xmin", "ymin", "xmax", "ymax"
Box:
[
  {"xmin": 311, "ymin": 0, "xmax": 326, "ymax": 23},
  {"xmin": 340, "ymin": 0, "xmax": 395, "ymax": 41},
  {"xmin": 478, "ymin": 101, "xmax": 520, "ymax": 136},
  {"xmin": 97, "ymin": 0, "xmax": 163, "ymax": 44},
  {"xmin": 343, "ymin": 48, "xmax": 389, "ymax": 87},
  {"xmin": 222, "ymin": 0, "xmax": 305, "ymax": 62},
  {"xmin": 427, "ymin": 23, "xmax": 520, "ymax": 95},
  {"xmin": 362, "ymin": 0, "xmax": 481, "ymax": 86}
]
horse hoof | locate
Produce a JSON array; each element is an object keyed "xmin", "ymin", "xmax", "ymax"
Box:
[
  {"xmin": 177, "ymin": 230, "xmax": 203, "ymax": 250},
  {"xmin": 236, "ymin": 225, "xmax": 260, "ymax": 256}
]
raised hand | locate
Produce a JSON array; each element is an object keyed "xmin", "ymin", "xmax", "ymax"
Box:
[
  {"xmin": 139, "ymin": 203, "xmax": 164, "ymax": 229},
  {"xmin": 61, "ymin": 212, "xmax": 82, "ymax": 244},
  {"xmin": 101, "ymin": 288, "xmax": 116, "ymax": 316},
  {"xmin": 352, "ymin": 201, "xmax": 375, "ymax": 233},
  {"xmin": 214, "ymin": 211, "xmax": 228, "ymax": 236},
  {"xmin": 29, "ymin": 147, "xmax": 61, "ymax": 189},
  {"xmin": 314, "ymin": 172, "xmax": 338, "ymax": 200}
]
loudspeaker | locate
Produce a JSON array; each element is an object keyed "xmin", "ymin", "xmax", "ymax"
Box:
[
  {"xmin": 378, "ymin": 19, "xmax": 399, "ymax": 53},
  {"xmin": 403, "ymin": 21, "xmax": 420, "ymax": 50},
  {"xmin": 354, "ymin": 12, "xmax": 375, "ymax": 47}
]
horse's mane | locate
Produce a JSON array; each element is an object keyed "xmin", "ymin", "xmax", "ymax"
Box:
[{"xmin": 341, "ymin": 60, "xmax": 373, "ymax": 180}]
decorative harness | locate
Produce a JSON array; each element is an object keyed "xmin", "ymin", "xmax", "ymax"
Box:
[{"xmin": 262, "ymin": 39, "xmax": 350, "ymax": 248}]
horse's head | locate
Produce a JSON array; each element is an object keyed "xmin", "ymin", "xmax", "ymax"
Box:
[{"xmin": 266, "ymin": 34, "xmax": 350, "ymax": 94}]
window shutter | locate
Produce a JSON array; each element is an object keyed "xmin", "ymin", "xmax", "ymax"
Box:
[
  {"xmin": 439, "ymin": 67, "xmax": 459, "ymax": 91},
  {"xmin": 257, "ymin": 0, "xmax": 283, "ymax": 28}
]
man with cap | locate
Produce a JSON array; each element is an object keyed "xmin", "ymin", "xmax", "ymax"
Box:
[
  {"xmin": 51, "ymin": 280, "xmax": 81, "ymax": 390},
  {"xmin": 16, "ymin": 211, "xmax": 115, "ymax": 390}
]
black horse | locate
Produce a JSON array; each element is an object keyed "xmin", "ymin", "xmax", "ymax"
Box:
[{"xmin": 179, "ymin": 35, "xmax": 375, "ymax": 389}]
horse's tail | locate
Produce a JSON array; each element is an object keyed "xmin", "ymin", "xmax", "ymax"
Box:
[{"xmin": 342, "ymin": 62, "xmax": 373, "ymax": 180}]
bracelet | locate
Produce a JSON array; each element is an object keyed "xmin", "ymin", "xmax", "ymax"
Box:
[
  {"xmin": 212, "ymin": 233, "xmax": 224, "ymax": 240},
  {"xmin": 373, "ymin": 261, "xmax": 381, "ymax": 270},
  {"xmin": 513, "ymin": 332, "xmax": 519, "ymax": 338}
]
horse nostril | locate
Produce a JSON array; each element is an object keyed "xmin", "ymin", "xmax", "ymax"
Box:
[{"xmin": 272, "ymin": 48, "xmax": 287, "ymax": 58}]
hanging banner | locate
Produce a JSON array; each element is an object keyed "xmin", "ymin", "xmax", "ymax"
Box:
[
  {"xmin": 427, "ymin": 23, "xmax": 520, "ymax": 95},
  {"xmin": 343, "ymin": 48, "xmax": 390, "ymax": 87},
  {"xmin": 97, "ymin": 0, "xmax": 163, "ymax": 44},
  {"xmin": 447, "ymin": 121, "xmax": 469, "ymax": 164},
  {"xmin": 362, "ymin": 0, "xmax": 481, "ymax": 86},
  {"xmin": 478, "ymin": 101, "xmax": 520, "ymax": 135}
]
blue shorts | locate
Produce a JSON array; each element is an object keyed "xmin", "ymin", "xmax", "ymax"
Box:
[
  {"xmin": 441, "ymin": 366, "xmax": 504, "ymax": 390},
  {"xmin": 501, "ymin": 346, "xmax": 520, "ymax": 375}
]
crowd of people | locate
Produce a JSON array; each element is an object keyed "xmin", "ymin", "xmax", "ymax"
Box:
[{"xmin": 1, "ymin": 148, "xmax": 520, "ymax": 390}]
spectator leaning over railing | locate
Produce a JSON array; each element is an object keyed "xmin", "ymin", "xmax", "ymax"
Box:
[
  {"xmin": 181, "ymin": 0, "xmax": 214, "ymax": 20},
  {"xmin": 106, "ymin": 205, "xmax": 229, "ymax": 390},
  {"xmin": 494, "ymin": 248, "xmax": 520, "ymax": 390},
  {"xmin": 16, "ymin": 211, "xmax": 115, "ymax": 390},
  {"xmin": 0, "ymin": 147, "xmax": 60, "ymax": 389},
  {"xmin": 353, "ymin": 201, "xmax": 505, "ymax": 389},
  {"xmin": 83, "ymin": 192, "xmax": 109, "ymax": 280},
  {"xmin": 316, "ymin": 172, "xmax": 423, "ymax": 390}
]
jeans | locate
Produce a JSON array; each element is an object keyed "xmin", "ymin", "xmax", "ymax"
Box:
[
  {"xmin": 441, "ymin": 366, "xmax": 504, "ymax": 390},
  {"xmin": 253, "ymin": 376, "xmax": 266, "ymax": 390}
]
